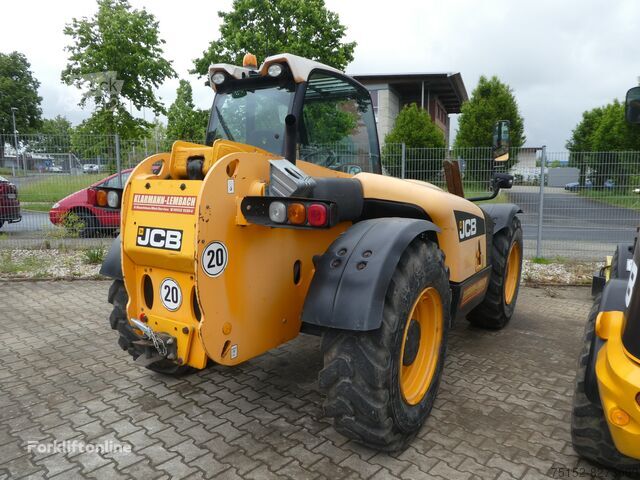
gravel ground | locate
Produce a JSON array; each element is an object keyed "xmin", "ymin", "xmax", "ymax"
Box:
[
  {"xmin": 0, "ymin": 249, "xmax": 104, "ymax": 279},
  {"xmin": 0, "ymin": 249, "xmax": 601, "ymax": 284}
]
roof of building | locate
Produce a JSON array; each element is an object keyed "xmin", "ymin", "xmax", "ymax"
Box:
[{"xmin": 351, "ymin": 73, "xmax": 468, "ymax": 114}]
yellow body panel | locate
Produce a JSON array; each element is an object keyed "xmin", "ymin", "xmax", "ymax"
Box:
[
  {"xmin": 120, "ymin": 154, "xmax": 208, "ymax": 369},
  {"xmin": 194, "ymin": 152, "xmax": 349, "ymax": 365},
  {"xmin": 354, "ymin": 172, "xmax": 488, "ymax": 282},
  {"xmin": 595, "ymin": 311, "xmax": 640, "ymax": 459},
  {"xmin": 119, "ymin": 141, "xmax": 493, "ymax": 369}
]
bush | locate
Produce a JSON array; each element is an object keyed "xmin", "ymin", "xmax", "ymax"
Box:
[{"xmin": 84, "ymin": 246, "xmax": 106, "ymax": 264}]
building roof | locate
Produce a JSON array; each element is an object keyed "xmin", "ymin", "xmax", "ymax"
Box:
[{"xmin": 351, "ymin": 73, "xmax": 468, "ymax": 114}]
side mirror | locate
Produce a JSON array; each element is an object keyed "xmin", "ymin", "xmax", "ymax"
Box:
[
  {"xmin": 626, "ymin": 87, "xmax": 640, "ymax": 125},
  {"xmin": 493, "ymin": 172, "xmax": 514, "ymax": 190},
  {"xmin": 492, "ymin": 120, "xmax": 511, "ymax": 162}
]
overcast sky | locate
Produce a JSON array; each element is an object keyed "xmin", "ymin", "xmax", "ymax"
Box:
[{"xmin": 1, "ymin": 0, "xmax": 638, "ymax": 150}]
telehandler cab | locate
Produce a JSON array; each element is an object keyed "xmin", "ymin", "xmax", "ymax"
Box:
[
  {"xmin": 100, "ymin": 53, "xmax": 523, "ymax": 450},
  {"xmin": 570, "ymin": 86, "xmax": 640, "ymax": 472}
]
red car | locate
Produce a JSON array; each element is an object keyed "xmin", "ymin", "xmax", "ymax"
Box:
[
  {"xmin": 0, "ymin": 175, "xmax": 21, "ymax": 229},
  {"xmin": 49, "ymin": 170, "xmax": 131, "ymax": 237}
]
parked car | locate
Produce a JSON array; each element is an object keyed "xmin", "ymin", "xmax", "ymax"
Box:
[
  {"xmin": 0, "ymin": 175, "xmax": 21, "ymax": 229},
  {"xmin": 564, "ymin": 179, "xmax": 593, "ymax": 191},
  {"xmin": 49, "ymin": 170, "xmax": 131, "ymax": 237},
  {"xmin": 83, "ymin": 163, "xmax": 100, "ymax": 173}
]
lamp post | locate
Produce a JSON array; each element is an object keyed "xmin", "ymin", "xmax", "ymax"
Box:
[{"xmin": 10, "ymin": 107, "xmax": 20, "ymax": 171}]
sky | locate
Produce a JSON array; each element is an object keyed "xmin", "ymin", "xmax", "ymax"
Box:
[{"xmin": 1, "ymin": 0, "xmax": 639, "ymax": 151}]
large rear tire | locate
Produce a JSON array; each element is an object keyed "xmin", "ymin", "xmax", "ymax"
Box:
[
  {"xmin": 107, "ymin": 279, "xmax": 194, "ymax": 375},
  {"xmin": 319, "ymin": 238, "xmax": 451, "ymax": 451},
  {"xmin": 570, "ymin": 296, "xmax": 640, "ymax": 473},
  {"xmin": 468, "ymin": 216, "xmax": 523, "ymax": 329}
]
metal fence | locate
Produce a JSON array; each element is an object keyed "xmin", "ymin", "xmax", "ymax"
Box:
[{"xmin": 1, "ymin": 134, "xmax": 639, "ymax": 260}]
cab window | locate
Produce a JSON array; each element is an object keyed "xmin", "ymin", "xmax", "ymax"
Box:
[{"xmin": 300, "ymin": 71, "xmax": 380, "ymax": 174}]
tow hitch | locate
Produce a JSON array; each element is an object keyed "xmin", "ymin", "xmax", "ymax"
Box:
[{"xmin": 129, "ymin": 318, "xmax": 179, "ymax": 366}]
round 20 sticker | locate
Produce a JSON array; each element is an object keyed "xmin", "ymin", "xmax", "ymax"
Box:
[
  {"xmin": 202, "ymin": 241, "xmax": 228, "ymax": 277},
  {"xmin": 160, "ymin": 278, "xmax": 182, "ymax": 311}
]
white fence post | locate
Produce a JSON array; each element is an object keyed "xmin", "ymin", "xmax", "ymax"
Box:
[{"xmin": 536, "ymin": 145, "xmax": 547, "ymax": 258}]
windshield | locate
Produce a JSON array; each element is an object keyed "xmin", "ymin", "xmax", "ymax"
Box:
[{"xmin": 207, "ymin": 83, "xmax": 296, "ymax": 155}]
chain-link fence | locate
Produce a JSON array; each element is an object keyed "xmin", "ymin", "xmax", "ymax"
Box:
[{"xmin": 1, "ymin": 135, "xmax": 639, "ymax": 260}]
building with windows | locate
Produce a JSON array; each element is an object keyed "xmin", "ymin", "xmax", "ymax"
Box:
[{"xmin": 352, "ymin": 73, "xmax": 468, "ymax": 146}]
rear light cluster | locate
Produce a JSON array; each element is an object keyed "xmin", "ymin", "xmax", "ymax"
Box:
[
  {"xmin": 0, "ymin": 182, "xmax": 17, "ymax": 195},
  {"xmin": 90, "ymin": 188, "xmax": 121, "ymax": 208},
  {"xmin": 268, "ymin": 201, "xmax": 327, "ymax": 227},
  {"xmin": 241, "ymin": 196, "xmax": 337, "ymax": 229}
]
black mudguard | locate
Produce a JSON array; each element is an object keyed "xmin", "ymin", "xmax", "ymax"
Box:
[
  {"xmin": 584, "ymin": 279, "xmax": 627, "ymax": 405},
  {"xmin": 301, "ymin": 217, "xmax": 440, "ymax": 331},
  {"xmin": 479, "ymin": 203, "xmax": 522, "ymax": 233},
  {"xmin": 99, "ymin": 235, "xmax": 123, "ymax": 280}
]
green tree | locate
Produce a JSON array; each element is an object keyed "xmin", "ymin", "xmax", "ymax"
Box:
[
  {"xmin": 28, "ymin": 115, "xmax": 74, "ymax": 156},
  {"xmin": 454, "ymin": 76, "xmax": 525, "ymax": 178},
  {"xmin": 166, "ymin": 80, "xmax": 209, "ymax": 144},
  {"xmin": 385, "ymin": 104, "xmax": 445, "ymax": 148},
  {"xmin": 566, "ymin": 106, "xmax": 604, "ymax": 185},
  {"xmin": 61, "ymin": 0, "xmax": 176, "ymax": 137},
  {"xmin": 0, "ymin": 51, "xmax": 42, "ymax": 164},
  {"xmin": 192, "ymin": 0, "xmax": 356, "ymax": 76},
  {"xmin": 382, "ymin": 104, "xmax": 445, "ymax": 179},
  {"xmin": 567, "ymin": 100, "xmax": 640, "ymax": 187}
]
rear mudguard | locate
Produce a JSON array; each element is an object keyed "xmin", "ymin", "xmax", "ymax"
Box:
[
  {"xmin": 301, "ymin": 217, "xmax": 440, "ymax": 331},
  {"xmin": 100, "ymin": 235, "xmax": 122, "ymax": 280},
  {"xmin": 479, "ymin": 203, "xmax": 522, "ymax": 233}
]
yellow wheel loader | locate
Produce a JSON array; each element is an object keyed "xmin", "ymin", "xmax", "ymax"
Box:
[
  {"xmin": 100, "ymin": 53, "xmax": 523, "ymax": 451},
  {"xmin": 571, "ymin": 86, "xmax": 640, "ymax": 472}
]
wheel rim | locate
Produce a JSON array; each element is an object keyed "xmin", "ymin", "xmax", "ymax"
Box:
[
  {"xmin": 504, "ymin": 241, "xmax": 521, "ymax": 305},
  {"xmin": 399, "ymin": 287, "xmax": 443, "ymax": 405}
]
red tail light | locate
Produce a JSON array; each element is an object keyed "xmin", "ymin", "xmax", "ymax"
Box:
[
  {"xmin": 308, "ymin": 204, "xmax": 328, "ymax": 227},
  {"xmin": 87, "ymin": 188, "xmax": 97, "ymax": 205}
]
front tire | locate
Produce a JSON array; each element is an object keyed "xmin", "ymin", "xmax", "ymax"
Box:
[
  {"xmin": 570, "ymin": 296, "xmax": 640, "ymax": 472},
  {"xmin": 107, "ymin": 279, "xmax": 194, "ymax": 375},
  {"xmin": 319, "ymin": 238, "xmax": 451, "ymax": 451},
  {"xmin": 468, "ymin": 216, "xmax": 523, "ymax": 329}
]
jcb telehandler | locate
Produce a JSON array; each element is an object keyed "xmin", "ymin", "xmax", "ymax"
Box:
[
  {"xmin": 100, "ymin": 53, "xmax": 523, "ymax": 450},
  {"xmin": 571, "ymin": 86, "xmax": 640, "ymax": 472}
]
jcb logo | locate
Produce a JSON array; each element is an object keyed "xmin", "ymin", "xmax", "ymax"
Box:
[
  {"xmin": 136, "ymin": 227, "xmax": 182, "ymax": 251},
  {"xmin": 459, "ymin": 219, "xmax": 477, "ymax": 240},
  {"xmin": 454, "ymin": 211, "xmax": 485, "ymax": 242}
]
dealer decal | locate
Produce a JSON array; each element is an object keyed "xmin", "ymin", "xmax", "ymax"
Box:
[
  {"xmin": 136, "ymin": 226, "xmax": 183, "ymax": 251},
  {"xmin": 132, "ymin": 194, "xmax": 197, "ymax": 214},
  {"xmin": 454, "ymin": 210, "xmax": 485, "ymax": 242}
]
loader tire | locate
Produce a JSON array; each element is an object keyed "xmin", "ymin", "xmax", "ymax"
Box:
[
  {"xmin": 468, "ymin": 216, "xmax": 523, "ymax": 329},
  {"xmin": 570, "ymin": 296, "xmax": 640, "ymax": 473},
  {"xmin": 108, "ymin": 279, "xmax": 194, "ymax": 376},
  {"xmin": 319, "ymin": 238, "xmax": 451, "ymax": 451}
]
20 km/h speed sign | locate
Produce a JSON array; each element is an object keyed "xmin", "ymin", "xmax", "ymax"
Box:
[
  {"xmin": 160, "ymin": 278, "xmax": 182, "ymax": 311},
  {"xmin": 201, "ymin": 241, "xmax": 229, "ymax": 277}
]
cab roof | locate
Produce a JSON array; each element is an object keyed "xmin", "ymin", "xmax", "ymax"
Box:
[{"xmin": 208, "ymin": 53, "xmax": 342, "ymax": 91}]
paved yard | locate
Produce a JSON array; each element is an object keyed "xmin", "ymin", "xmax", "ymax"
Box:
[{"xmin": 0, "ymin": 281, "xmax": 633, "ymax": 479}]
